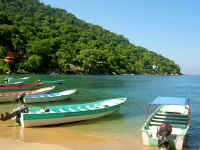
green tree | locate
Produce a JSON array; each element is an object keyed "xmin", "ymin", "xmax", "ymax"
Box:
[
  {"xmin": 77, "ymin": 48, "xmax": 109, "ymax": 73},
  {"xmin": 24, "ymin": 55, "xmax": 42, "ymax": 72},
  {"xmin": 0, "ymin": 0, "xmax": 181, "ymax": 75}
]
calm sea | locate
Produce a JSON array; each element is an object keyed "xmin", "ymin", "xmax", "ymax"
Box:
[{"xmin": 0, "ymin": 74, "xmax": 200, "ymax": 150}]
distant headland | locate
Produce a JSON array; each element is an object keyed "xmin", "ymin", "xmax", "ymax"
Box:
[{"xmin": 0, "ymin": 0, "xmax": 181, "ymax": 75}]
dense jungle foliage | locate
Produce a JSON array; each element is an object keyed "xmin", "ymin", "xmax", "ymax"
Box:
[{"xmin": 0, "ymin": 0, "xmax": 181, "ymax": 75}]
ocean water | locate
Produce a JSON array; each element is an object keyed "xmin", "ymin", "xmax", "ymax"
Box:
[{"xmin": 0, "ymin": 74, "xmax": 200, "ymax": 150}]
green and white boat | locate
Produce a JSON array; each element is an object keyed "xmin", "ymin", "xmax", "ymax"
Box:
[
  {"xmin": 141, "ymin": 97, "xmax": 190, "ymax": 150},
  {"xmin": 18, "ymin": 97, "xmax": 127, "ymax": 127}
]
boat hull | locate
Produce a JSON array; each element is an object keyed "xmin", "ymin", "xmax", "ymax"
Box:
[
  {"xmin": 0, "ymin": 86, "xmax": 55, "ymax": 103},
  {"xmin": 21, "ymin": 108, "xmax": 119, "ymax": 128},
  {"xmin": 19, "ymin": 98, "xmax": 127, "ymax": 127}
]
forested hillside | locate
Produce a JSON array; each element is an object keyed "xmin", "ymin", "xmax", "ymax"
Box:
[{"xmin": 0, "ymin": 0, "xmax": 181, "ymax": 75}]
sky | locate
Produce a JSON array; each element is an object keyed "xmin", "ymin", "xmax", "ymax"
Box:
[{"xmin": 40, "ymin": 0, "xmax": 200, "ymax": 75}]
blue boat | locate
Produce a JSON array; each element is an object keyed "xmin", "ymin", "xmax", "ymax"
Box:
[{"xmin": 23, "ymin": 89, "xmax": 78, "ymax": 103}]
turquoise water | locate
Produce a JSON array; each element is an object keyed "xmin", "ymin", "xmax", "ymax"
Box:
[{"xmin": 0, "ymin": 75, "xmax": 200, "ymax": 149}]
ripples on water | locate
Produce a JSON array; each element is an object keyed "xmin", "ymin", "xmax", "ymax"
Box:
[{"xmin": 0, "ymin": 74, "xmax": 200, "ymax": 149}]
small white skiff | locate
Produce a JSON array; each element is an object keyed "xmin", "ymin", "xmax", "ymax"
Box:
[{"xmin": 0, "ymin": 86, "xmax": 56, "ymax": 103}]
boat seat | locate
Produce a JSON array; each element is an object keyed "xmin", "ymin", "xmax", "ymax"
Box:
[
  {"xmin": 149, "ymin": 122, "xmax": 187, "ymax": 129},
  {"xmin": 69, "ymin": 107, "xmax": 77, "ymax": 112},
  {"xmin": 94, "ymin": 104, "xmax": 105, "ymax": 109},
  {"xmin": 94, "ymin": 104, "xmax": 102, "ymax": 109},
  {"xmin": 154, "ymin": 115, "xmax": 187, "ymax": 120},
  {"xmin": 161, "ymin": 105, "xmax": 187, "ymax": 114},
  {"xmin": 78, "ymin": 106, "xmax": 86, "ymax": 111},
  {"xmin": 59, "ymin": 109, "xmax": 66, "ymax": 112},
  {"xmin": 151, "ymin": 118, "xmax": 187, "ymax": 124},
  {"xmin": 156, "ymin": 112, "xmax": 187, "ymax": 118},
  {"xmin": 86, "ymin": 105, "xmax": 96, "ymax": 110},
  {"xmin": 49, "ymin": 110, "xmax": 56, "ymax": 113},
  {"xmin": 36, "ymin": 110, "xmax": 55, "ymax": 113},
  {"xmin": 102, "ymin": 100, "xmax": 121, "ymax": 107}
]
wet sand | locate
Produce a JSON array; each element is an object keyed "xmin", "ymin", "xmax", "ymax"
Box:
[{"xmin": 0, "ymin": 120, "xmax": 143, "ymax": 150}]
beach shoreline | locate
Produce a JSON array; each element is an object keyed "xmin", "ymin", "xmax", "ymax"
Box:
[
  {"xmin": 0, "ymin": 120, "xmax": 142, "ymax": 150},
  {"xmin": 0, "ymin": 136, "xmax": 141, "ymax": 150},
  {"xmin": 0, "ymin": 137, "xmax": 71, "ymax": 150}
]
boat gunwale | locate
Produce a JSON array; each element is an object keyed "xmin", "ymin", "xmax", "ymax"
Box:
[
  {"xmin": 0, "ymin": 82, "xmax": 43, "ymax": 88},
  {"xmin": 25, "ymin": 89, "xmax": 77, "ymax": 98}
]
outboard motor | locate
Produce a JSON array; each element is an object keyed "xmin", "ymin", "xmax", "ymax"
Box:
[
  {"xmin": 157, "ymin": 123, "xmax": 172, "ymax": 150},
  {"xmin": 0, "ymin": 105, "xmax": 28, "ymax": 123}
]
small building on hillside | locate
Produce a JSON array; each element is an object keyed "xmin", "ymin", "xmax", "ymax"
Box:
[
  {"xmin": 4, "ymin": 51, "xmax": 23, "ymax": 64},
  {"xmin": 4, "ymin": 51, "xmax": 15, "ymax": 64}
]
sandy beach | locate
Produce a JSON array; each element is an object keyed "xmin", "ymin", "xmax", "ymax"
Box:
[
  {"xmin": 0, "ymin": 138, "xmax": 70, "ymax": 150},
  {"xmin": 0, "ymin": 120, "xmax": 142, "ymax": 150}
]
